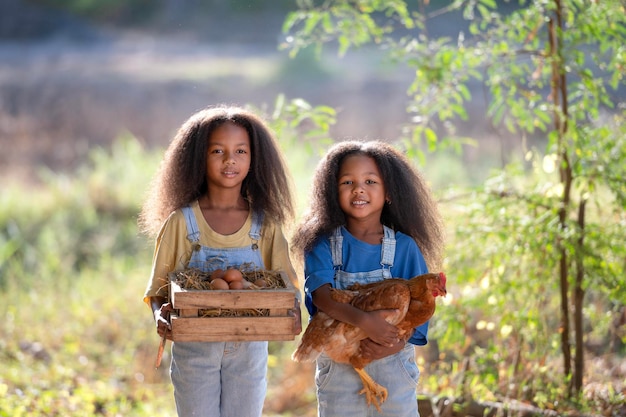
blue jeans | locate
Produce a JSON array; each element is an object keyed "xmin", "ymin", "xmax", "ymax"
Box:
[
  {"xmin": 171, "ymin": 340, "xmax": 268, "ymax": 417},
  {"xmin": 315, "ymin": 343, "xmax": 420, "ymax": 417}
]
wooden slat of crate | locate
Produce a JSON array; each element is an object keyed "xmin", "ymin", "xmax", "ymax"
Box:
[
  {"xmin": 170, "ymin": 271, "xmax": 296, "ymax": 310},
  {"xmin": 170, "ymin": 313, "xmax": 297, "ymax": 341},
  {"xmin": 171, "ymin": 279, "xmax": 295, "ymax": 310}
]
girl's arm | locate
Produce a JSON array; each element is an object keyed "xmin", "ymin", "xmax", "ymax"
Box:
[
  {"xmin": 263, "ymin": 222, "xmax": 301, "ymax": 301},
  {"xmin": 385, "ymin": 233, "xmax": 430, "ymax": 346},
  {"xmin": 149, "ymin": 296, "xmax": 173, "ymax": 339},
  {"xmin": 262, "ymin": 222, "xmax": 302, "ymax": 335},
  {"xmin": 312, "ymin": 284, "xmax": 400, "ymax": 347}
]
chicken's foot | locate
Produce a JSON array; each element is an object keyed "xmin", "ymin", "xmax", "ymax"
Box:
[{"xmin": 354, "ymin": 367, "xmax": 388, "ymax": 412}]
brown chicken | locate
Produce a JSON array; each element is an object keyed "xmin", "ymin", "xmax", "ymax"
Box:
[{"xmin": 292, "ymin": 272, "xmax": 447, "ymax": 412}]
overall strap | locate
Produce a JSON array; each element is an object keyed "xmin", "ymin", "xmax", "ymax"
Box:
[
  {"xmin": 380, "ymin": 226, "xmax": 396, "ymax": 278},
  {"xmin": 182, "ymin": 206, "xmax": 200, "ymax": 244},
  {"xmin": 329, "ymin": 227, "xmax": 344, "ymax": 270},
  {"xmin": 249, "ymin": 211, "xmax": 264, "ymax": 250}
]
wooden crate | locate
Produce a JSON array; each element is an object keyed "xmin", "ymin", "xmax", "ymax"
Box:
[{"xmin": 169, "ymin": 271, "xmax": 299, "ymax": 342}]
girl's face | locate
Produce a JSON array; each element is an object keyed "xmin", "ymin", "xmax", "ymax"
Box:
[
  {"xmin": 337, "ymin": 154, "xmax": 387, "ymax": 223},
  {"xmin": 205, "ymin": 122, "xmax": 251, "ymax": 190}
]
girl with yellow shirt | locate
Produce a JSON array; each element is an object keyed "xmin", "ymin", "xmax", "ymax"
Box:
[{"xmin": 139, "ymin": 105, "xmax": 301, "ymax": 417}]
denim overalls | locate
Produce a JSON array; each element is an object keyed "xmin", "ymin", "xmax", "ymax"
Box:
[
  {"xmin": 170, "ymin": 206, "xmax": 268, "ymax": 417},
  {"xmin": 315, "ymin": 226, "xmax": 421, "ymax": 417}
]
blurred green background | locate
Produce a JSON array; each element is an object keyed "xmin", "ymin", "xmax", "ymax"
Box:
[{"xmin": 1, "ymin": 1, "xmax": 624, "ymax": 416}]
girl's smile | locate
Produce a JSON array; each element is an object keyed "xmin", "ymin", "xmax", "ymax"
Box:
[{"xmin": 221, "ymin": 167, "xmax": 240, "ymax": 178}]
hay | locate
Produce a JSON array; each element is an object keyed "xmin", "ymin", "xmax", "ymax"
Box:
[
  {"xmin": 170, "ymin": 266, "xmax": 288, "ymax": 317},
  {"xmin": 171, "ymin": 266, "xmax": 287, "ymax": 290}
]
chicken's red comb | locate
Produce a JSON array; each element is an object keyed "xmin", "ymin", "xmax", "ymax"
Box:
[{"xmin": 438, "ymin": 272, "xmax": 447, "ymax": 286}]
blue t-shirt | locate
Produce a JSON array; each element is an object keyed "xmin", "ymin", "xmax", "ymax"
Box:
[{"xmin": 303, "ymin": 226, "xmax": 430, "ymax": 345}]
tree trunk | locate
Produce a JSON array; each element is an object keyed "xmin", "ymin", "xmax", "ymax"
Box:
[
  {"xmin": 573, "ymin": 199, "xmax": 586, "ymax": 392},
  {"xmin": 549, "ymin": 0, "xmax": 573, "ymax": 384}
]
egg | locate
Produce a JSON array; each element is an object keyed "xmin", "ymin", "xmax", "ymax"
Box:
[
  {"xmin": 228, "ymin": 280, "xmax": 244, "ymax": 290},
  {"xmin": 223, "ymin": 268, "xmax": 243, "ymax": 283},
  {"xmin": 210, "ymin": 268, "xmax": 225, "ymax": 281},
  {"xmin": 210, "ymin": 278, "xmax": 229, "ymax": 290},
  {"xmin": 253, "ymin": 279, "xmax": 267, "ymax": 288}
]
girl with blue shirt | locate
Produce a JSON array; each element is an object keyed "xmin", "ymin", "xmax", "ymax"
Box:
[{"xmin": 292, "ymin": 140, "xmax": 445, "ymax": 417}]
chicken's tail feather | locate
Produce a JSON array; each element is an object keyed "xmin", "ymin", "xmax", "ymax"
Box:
[
  {"xmin": 291, "ymin": 315, "xmax": 326, "ymax": 362},
  {"xmin": 291, "ymin": 342, "xmax": 321, "ymax": 362}
]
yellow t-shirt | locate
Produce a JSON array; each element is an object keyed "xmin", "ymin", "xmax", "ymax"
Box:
[{"xmin": 143, "ymin": 199, "xmax": 300, "ymax": 303}]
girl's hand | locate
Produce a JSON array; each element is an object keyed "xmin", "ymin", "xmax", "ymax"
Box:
[
  {"xmin": 360, "ymin": 309, "xmax": 400, "ymax": 347},
  {"xmin": 359, "ymin": 337, "xmax": 404, "ymax": 360},
  {"xmin": 154, "ymin": 302, "xmax": 173, "ymax": 339}
]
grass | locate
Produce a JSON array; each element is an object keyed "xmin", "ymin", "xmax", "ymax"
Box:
[
  {"xmin": 0, "ymin": 136, "xmax": 320, "ymax": 417},
  {"xmin": 0, "ymin": 132, "xmax": 307, "ymax": 415},
  {"xmin": 0, "ymin": 135, "xmax": 623, "ymax": 416}
]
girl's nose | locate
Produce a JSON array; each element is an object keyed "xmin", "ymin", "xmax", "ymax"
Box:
[{"xmin": 352, "ymin": 184, "xmax": 364, "ymax": 193}]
